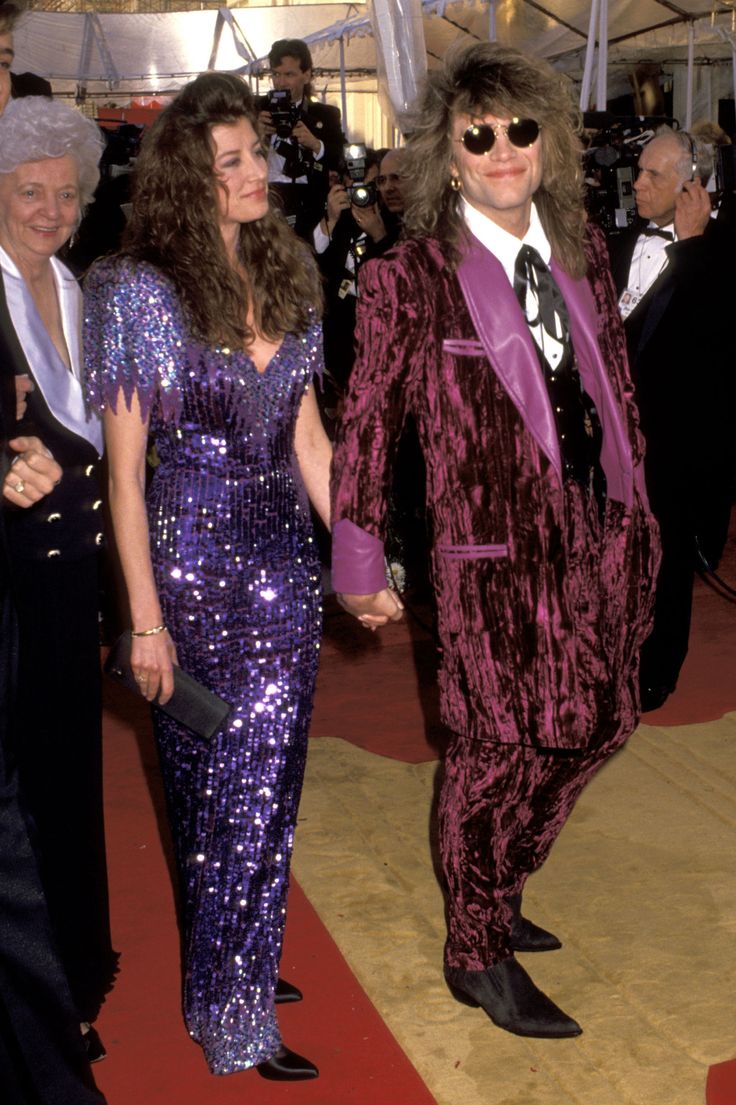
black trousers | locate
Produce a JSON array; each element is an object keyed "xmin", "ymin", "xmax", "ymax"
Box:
[
  {"xmin": 0, "ymin": 590, "xmax": 103, "ymax": 1105},
  {"xmin": 11, "ymin": 555, "xmax": 116, "ymax": 1023}
]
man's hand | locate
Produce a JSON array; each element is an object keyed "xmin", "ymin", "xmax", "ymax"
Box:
[
  {"xmin": 258, "ymin": 109, "xmax": 276, "ymax": 138},
  {"xmin": 291, "ymin": 119, "xmax": 321, "ymax": 155},
  {"xmin": 15, "ymin": 374, "xmax": 33, "ymax": 420},
  {"xmin": 337, "ymin": 588, "xmax": 404, "ymax": 630},
  {"xmin": 3, "ymin": 436, "xmax": 62, "ymax": 508},
  {"xmin": 352, "ymin": 202, "xmax": 387, "ymax": 244},
  {"xmin": 325, "ymin": 183, "xmax": 351, "ymax": 234},
  {"xmin": 674, "ymin": 178, "xmax": 712, "ymax": 241}
]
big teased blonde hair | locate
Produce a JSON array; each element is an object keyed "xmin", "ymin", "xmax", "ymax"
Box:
[
  {"xmin": 123, "ymin": 71, "xmax": 322, "ymax": 349},
  {"xmin": 401, "ymin": 41, "xmax": 587, "ymax": 278}
]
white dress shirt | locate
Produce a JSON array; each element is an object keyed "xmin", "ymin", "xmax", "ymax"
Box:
[
  {"xmin": 461, "ymin": 198, "xmax": 565, "ymax": 370},
  {"xmin": 618, "ymin": 221, "xmax": 675, "ymax": 321}
]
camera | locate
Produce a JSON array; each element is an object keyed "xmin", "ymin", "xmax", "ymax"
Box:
[
  {"xmin": 343, "ymin": 143, "xmax": 378, "ymax": 208},
  {"xmin": 267, "ymin": 89, "xmax": 300, "ymax": 139}
]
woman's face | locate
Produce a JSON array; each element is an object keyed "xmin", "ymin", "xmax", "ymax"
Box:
[
  {"xmin": 211, "ymin": 117, "xmax": 268, "ymax": 238},
  {"xmin": 0, "ymin": 154, "xmax": 80, "ymax": 266}
]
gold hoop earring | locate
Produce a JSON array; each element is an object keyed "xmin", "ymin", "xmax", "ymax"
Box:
[{"xmin": 450, "ymin": 176, "xmax": 462, "ymax": 192}]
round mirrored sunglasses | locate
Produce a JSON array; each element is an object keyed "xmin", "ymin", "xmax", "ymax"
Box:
[{"xmin": 457, "ymin": 118, "xmax": 541, "ymax": 155}]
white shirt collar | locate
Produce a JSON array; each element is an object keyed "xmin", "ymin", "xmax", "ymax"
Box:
[{"xmin": 461, "ymin": 198, "xmax": 551, "ymax": 283}]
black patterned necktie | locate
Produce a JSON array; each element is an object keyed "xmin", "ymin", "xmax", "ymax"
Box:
[
  {"xmin": 513, "ymin": 244, "xmax": 571, "ymax": 349},
  {"xmin": 512, "ymin": 244, "xmax": 606, "ymax": 509}
]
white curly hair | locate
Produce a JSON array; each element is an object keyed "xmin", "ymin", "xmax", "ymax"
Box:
[{"xmin": 0, "ymin": 97, "xmax": 104, "ymax": 207}]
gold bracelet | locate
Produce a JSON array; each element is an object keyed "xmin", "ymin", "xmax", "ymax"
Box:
[{"xmin": 131, "ymin": 624, "xmax": 167, "ymax": 638}]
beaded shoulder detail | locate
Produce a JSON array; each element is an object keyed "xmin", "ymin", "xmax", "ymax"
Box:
[{"xmin": 84, "ymin": 256, "xmax": 188, "ymax": 424}]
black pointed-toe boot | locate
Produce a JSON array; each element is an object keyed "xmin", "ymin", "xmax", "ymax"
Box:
[
  {"xmin": 509, "ymin": 893, "xmax": 562, "ymax": 953},
  {"xmin": 445, "ymin": 955, "xmax": 582, "ymax": 1038},
  {"xmin": 275, "ymin": 978, "xmax": 303, "ymax": 1004}
]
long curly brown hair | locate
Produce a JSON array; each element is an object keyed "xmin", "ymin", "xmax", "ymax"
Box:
[
  {"xmin": 401, "ymin": 41, "xmax": 587, "ymax": 278},
  {"xmin": 123, "ymin": 72, "xmax": 322, "ymax": 348}
]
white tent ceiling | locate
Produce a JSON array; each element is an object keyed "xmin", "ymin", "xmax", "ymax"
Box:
[{"xmin": 10, "ymin": 1, "xmax": 736, "ymax": 128}]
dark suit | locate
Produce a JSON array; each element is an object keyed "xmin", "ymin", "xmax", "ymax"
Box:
[
  {"xmin": 257, "ymin": 95, "xmax": 345, "ymax": 239},
  {"xmin": 0, "ymin": 354, "xmax": 103, "ymax": 1103},
  {"xmin": 0, "ymin": 267, "xmax": 116, "ymax": 1025},
  {"xmin": 609, "ymin": 219, "xmax": 736, "ymax": 695}
]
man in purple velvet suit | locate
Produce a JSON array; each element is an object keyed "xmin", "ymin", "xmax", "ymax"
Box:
[{"xmin": 331, "ymin": 41, "xmax": 660, "ymax": 1040}]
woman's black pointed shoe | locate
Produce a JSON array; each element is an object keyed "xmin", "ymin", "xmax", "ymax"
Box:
[
  {"xmin": 256, "ymin": 1045, "xmax": 318, "ymax": 1081},
  {"xmin": 81, "ymin": 1024, "xmax": 107, "ymax": 1063},
  {"xmin": 275, "ymin": 977, "xmax": 303, "ymax": 1004}
]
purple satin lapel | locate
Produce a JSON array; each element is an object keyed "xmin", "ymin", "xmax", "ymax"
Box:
[
  {"xmin": 551, "ymin": 261, "xmax": 634, "ymax": 506},
  {"xmin": 457, "ymin": 241, "xmax": 562, "ymax": 478}
]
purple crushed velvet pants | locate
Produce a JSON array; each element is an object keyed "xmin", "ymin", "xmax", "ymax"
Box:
[{"xmin": 439, "ymin": 724, "xmax": 628, "ymax": 970}]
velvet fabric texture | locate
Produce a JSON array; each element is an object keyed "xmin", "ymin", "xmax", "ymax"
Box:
[{"xmin": 332, "ymin": 224, "xmax": 659, "ymax": 752}]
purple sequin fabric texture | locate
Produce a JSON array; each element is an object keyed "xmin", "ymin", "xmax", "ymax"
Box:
[{"xmin": 84, "ymin": 257, "xmax": 322, "ymax": 1074}]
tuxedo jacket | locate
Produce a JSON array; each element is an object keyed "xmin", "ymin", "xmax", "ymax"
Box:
[
  {"xmin": 608, "ymin": 220, "xmax": 736, "ymax": 555},
  {"xmin": 0, "ymin": 265, "xmax": 102, "ymax": 563},
  {"xmin": 0, "ymin": 366, "xmax": 103, "ymax": 1103},
  {"xmin": 332, "ymin": 224, "xmax": 659, "ymax": 750}
]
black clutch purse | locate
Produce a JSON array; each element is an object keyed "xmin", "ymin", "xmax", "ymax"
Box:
[{"xmin": 104, "ymin": 631, "xmax": 231, "ymax": 741}]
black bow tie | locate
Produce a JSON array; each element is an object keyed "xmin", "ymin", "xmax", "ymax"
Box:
[{"xmin": 642, "ymin": 226, "xmax": 674, "ymax": 242}]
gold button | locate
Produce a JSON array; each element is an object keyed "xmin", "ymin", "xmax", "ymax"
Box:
[
  {"xmin": 85, "ymin": 465, "xmax": 94, "ymax": 477},
  {"xmin": 95, "ymin": 533, "xmax": 104, "ymax": 546},
  {"xmin": 93, "ymin": 500, "xmax": 102, "ymax": 511},
  {"xmin": 47, "ymin": 512, "xmax": 61, "ymax": 522},
  {"xmin": 47, "ymin": 549, "xmax": 61, "ymax": 558}
]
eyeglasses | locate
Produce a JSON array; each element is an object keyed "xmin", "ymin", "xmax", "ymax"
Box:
[{"xmin": 456, "ymin": 118, "xmax": 541, "ymax": 155}]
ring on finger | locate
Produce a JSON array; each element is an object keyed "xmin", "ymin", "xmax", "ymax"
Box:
[
  {"xmin": 13, "ymin": 479, "xmax": 25, "ymax": 494},
  {"xmin": 135, "ymin": 674, "xmax": 146, "ymax": 683}
]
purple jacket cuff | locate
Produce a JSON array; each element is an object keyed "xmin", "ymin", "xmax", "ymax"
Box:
[{"xmin": 331, "ymin": 518, "xmax": 386, "ymax": 594}]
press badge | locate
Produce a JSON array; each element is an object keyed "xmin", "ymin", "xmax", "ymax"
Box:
[{"xmin": 618, "ymin": 287, "xmax": 641, "ymax": 320}]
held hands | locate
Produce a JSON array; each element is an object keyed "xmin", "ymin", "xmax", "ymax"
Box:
[
  {"xmin": 131, "ymin": 629, "xmax": 178, "ymax": 705},
  {"xmin": 674, "ymin": 178, "xmax": 712, "ymax": 241},
  {"xmin": 3, "ymin": 437, "xmax": 62, "ymax": 507},
  {"xmin": 337, "ymin": 588, "xmax": 405, "ymax": 631}
]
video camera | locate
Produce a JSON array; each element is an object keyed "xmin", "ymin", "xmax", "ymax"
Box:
[
  {"xmin": 266, "ymin": 89, "xmax": 301, "ymax": 139},
  {"xmin": 582, "ymin": 114, "xmax": 668, "ymax": 234},
  {"xmin": 343, "ymin": 143, "xmax": 378, "ymax": 209}
]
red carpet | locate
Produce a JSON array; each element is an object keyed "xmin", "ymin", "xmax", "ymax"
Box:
[
  {"xmin": 92, "ymin": 682, "xmax": 437, "ymax": 1105},
  {"xmin": 90, "ymin": 524, "xmax": 736, "ymax": 1103}
]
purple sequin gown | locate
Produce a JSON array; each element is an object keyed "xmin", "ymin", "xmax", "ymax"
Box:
[{"xmin": 84, "ymin": 257, "xmax": 322, "ymax": 1074}]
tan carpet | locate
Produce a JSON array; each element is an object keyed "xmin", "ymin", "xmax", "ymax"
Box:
[{"xmin": 292, "ymin": 718, "xmax": 736, "ymax": 1105}]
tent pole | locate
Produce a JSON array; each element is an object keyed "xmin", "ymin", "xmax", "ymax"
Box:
[
  {"xmin": 579, "ymin": 0, "xmax": 599, "ymax": 111},
  {"xmin": 685, "ymin": 21, "xmax": 694, "ymax": 130},
  {"xmin": 339, "ymin": 35, "xmax": 348, "ymax": 136},
  {"xmin": 596, "ymin": 0, "xmax": 608, "ymax": 111},
  {"xmin": 488, "ymin": 0, "xmax": 496, "ymax": 42}
]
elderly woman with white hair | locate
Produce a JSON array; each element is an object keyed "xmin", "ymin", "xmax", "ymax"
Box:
[{"xmin": 0, "ymin": 95, "xmax": 116, "ymax": 1062}]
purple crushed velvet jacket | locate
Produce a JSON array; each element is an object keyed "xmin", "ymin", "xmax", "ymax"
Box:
[{"xmin": 331, "ymin": 223, "xmax": 660, "ymax": 750}]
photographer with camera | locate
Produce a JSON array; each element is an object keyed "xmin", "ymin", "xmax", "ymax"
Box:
[
  {"xmin": 313, "ymin": 147, "xmax": 400, "ymax": 408},
  {"xmin": 257, "ymin": 38, "xmax": 344, "ymax": 240}
]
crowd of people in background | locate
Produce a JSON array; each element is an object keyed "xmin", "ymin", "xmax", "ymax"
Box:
[{"xmin": 0, "ymin": 7, "xmax": 735, "ymax": 1103}]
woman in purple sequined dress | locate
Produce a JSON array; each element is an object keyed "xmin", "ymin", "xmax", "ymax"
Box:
[{"xmin": 84, "ymin": 74, "xmax": 331, "ymax": 1081}]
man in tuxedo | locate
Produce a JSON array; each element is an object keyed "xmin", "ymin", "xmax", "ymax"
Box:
[
  {"xmin": 257, "ymin": 38, "xmax": 345, "ymax": 241},
  {"xmin": 608, "ymin": 127, "xmax": 736, "ymax": 711}
]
